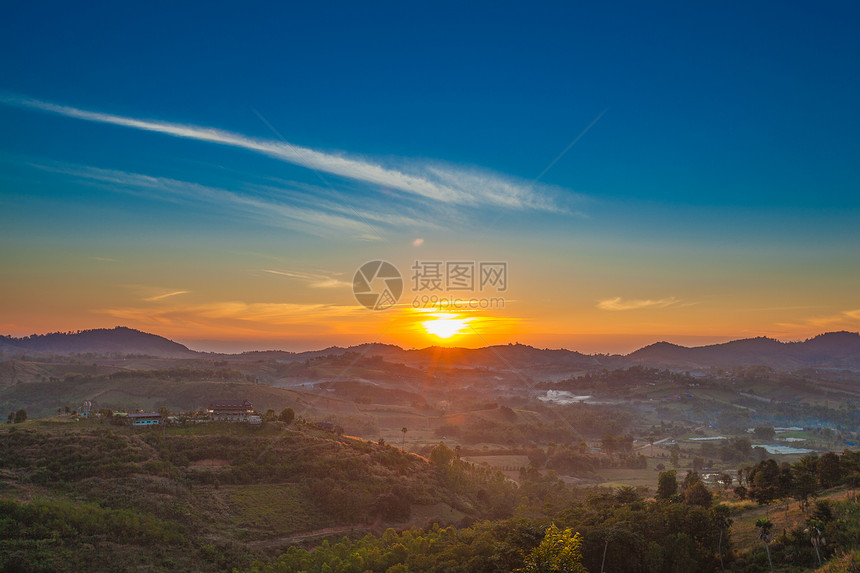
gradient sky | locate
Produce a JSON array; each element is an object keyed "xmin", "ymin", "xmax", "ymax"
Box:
[{"xmin": 1, "ymin": 2, "xmax": 859, "ymax": 353}]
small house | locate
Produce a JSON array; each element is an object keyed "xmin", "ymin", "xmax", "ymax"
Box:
[
  {"xmin": 208, "ymin": 399, "xmax": 255, "ymax": 422},
  {"xmin": 128, "ymin": 413, "xmax": 162, "ymax": 427}
]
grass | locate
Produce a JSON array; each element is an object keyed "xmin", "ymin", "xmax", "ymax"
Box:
[
  {"xmin": 461, "ymin": 454, "xmax": 530, "ymax": 471},
  {"xmin": 593, "ymin": 467, "xmax": 657, "ymax": 488},
  {"xmin": 730, "ymin": 488, "xmax": 852, "ymax": 551},
  {"xmin": 228, "ymin": 483, "xmax": 324, "ymax": 537}
]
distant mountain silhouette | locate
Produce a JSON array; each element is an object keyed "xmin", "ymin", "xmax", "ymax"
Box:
[
  {"xmin": 0, "ymin": 327, "xmax": 196, "ymax": 358},
  {"xmin": 628, "ymin": 331, "xmax": 860, "ymax": 369},
  {"xmin": 1, "ymin": 327, "xmax": 858, "ymax": 369}
]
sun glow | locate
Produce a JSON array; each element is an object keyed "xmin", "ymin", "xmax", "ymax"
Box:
[{"xmin": 422, "ymin": 313, "xmax": 471, "ymax": 339}]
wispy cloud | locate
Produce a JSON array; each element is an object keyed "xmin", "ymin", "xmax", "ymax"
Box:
[
  {"xmin": 31, "ymin": 161, "xmax": 429, "ymax": 238},
  {"xmin": 95, "ymin": 301, "xmax": 365, "ymax": 332},
  {"xmin": 263, "ymin": 269, "xmax": 350, "ymax": 289},
  {"xmin": 597, "ymin": 296, "xmax": 680, "ymax": 311},
  {"xmin": 143, "ymin": 290, "xmax": 191, "ymax": 302},
  {"xmin": 781, "ymin": 308, "xmax": 860, "ymax": 329},
  {"xmin": 2, "ymin": 93, "xmax": 573, "ymax": 212}
]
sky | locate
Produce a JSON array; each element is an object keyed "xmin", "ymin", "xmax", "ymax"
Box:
[{"xmin": 1, "ymin": 2, "xmax": 859, "ymax": 353}]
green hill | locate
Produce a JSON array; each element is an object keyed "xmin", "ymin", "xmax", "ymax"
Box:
[{"xmin": 0, "ymin": 419, "xmax": 516, "ymax": 572}]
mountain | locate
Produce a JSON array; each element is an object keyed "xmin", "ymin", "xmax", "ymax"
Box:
[
  {"xmin": 0, "ymin": 327, "xmax": 197, "ymax": 358},
  {"xmin": 628, "ymin": 331, "xmax": 860, "ymax": 369},
  {"xmin": 1, "ymin": 327, "xmax": 858, "ymax": 370}
]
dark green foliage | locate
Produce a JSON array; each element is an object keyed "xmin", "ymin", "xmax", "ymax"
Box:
[
  {"xmin": 0, "ymin": 423, "xmax": 519, "ymax": 570},
  {"xmin": 748, "ymin": 459, "xmax": 781, "ymax": 504},
  {"xmin": 656, "ymin": 469, "xmax": 678, "ymax": 501},
  {"xmin": 818, "ymin": 452, "xmax": 842, "ymax": 489},
  {"xmin": 278, "ymin": 407, "xmax": 294, "ymax": 425},
  {"xmin": 0, "ymin": 498, "xmax": 185, "ymax": 572},
  {"xmin": 517, "ymin": 524, "xmax": 587, "ymax": 573},
  {"xmin": 684, "ymin": 481, "xmax": 713, "ymax": 507},
  {"xmin": 238, "ymin": 495, "xmax": 733, "ymax": 573},
  {"xmin": 0, "ymin": 498, "xmax": 184, "ymax": 544},
  {"xmin": 752, "ymin": 426, "xmax": 776, "ymax": 441}
]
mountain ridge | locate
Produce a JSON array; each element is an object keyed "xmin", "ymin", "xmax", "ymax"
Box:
[
  {"xmin": 1, "ymin": 327, "xmax": 858, "ymax": 369},
  {"xmin": 0, "ymin": 327, "xmax": 196, "ymax": 358}
]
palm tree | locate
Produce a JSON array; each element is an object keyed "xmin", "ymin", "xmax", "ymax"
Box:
[
  {"xmin": 712, "ymin": 505, "xmax": 733, "ymax": 570},
  {"xmin": 401, "ymin": 427, "xmax": 407, "ymax": 449},
  {"xmin": 755, "ymin": 518, "xmax": 774, "ymax": 572},
  {"xmin": 807, "ymin": 518, "xmax": 825, "ymax": 567},
  {"xmin": 599, "ymin": 526, "xmax": 625, "ymax": 573}
]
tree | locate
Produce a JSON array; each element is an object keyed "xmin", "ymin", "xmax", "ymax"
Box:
[
  {"xmin": 712, "ymin": 504, "xmax": 733, "ymax": 570},
  {"xmin": 681, "ymin": 471, "xmax": 701, "ymax": 494},
  {"xmin": 684, "ymin": 481, "xmax": 713, "ymax": 507},
  {"xmin": 13, "ymin": 409, "xmax": 26, "ymax": 424},
  {"xmin": 401, "ymin": 426, "xmax": 407, "ymax": 449},
  {"xmin": 845, "ymin": 472, "xmax": 860, "ymax": 500},
  {"xmin": 615, "ymin": 485, "xmax": 640, "ymax": 505},
  {"xmin": 528, "ymin": 448, "xmax": 547, "ymax": 468},
  {"xmin": 817, "ymin": 452, "xmax": 842, "ymax": 489},
  {"xmin": 755, "ymin": 518, "xmax": 774, "ymax": 572},
  {"xmin": 753, "ymin": 426, "xmax": 776, "ymax": 442},
  {"xmin": 517, "ymin": 524, "xmax": 587, "ymax": 573},
  {"xmin": 601, "ymin": 433, "xmax": 617, "ymax": 455},
  {"xmin": 793, "ymin": 455, "xmax": 820, "ymax": 512},
  {"xmin": 669, "ymin": 445, "xmax": 680, "ymax": 468},
  {"xmin": 750, "ymin": 459, "xmax": 780, "ymax": 504},
  {"xmin": 806, "ymin": 518, "xmax": 826, "ymax": 567},
  {"xmin": 430, "ymin": 442, "xmax": 454, "ymax": 467},
  {"xmin": 811, "ymin": 500, "xmax": 834, "ymax": 524},
  {"xmin": 278, "ymin": 407, "xmax": 295, "ymax": 425},
  {"xmin": 264, "ymin": 408, "xmax": 276, "ymax": 422},
  {"xmin": 5, "ymin": 412, "xmax": 13, "ymax": 424},
  {"xmin": 656, "ymin": 470, "xmax": 678, "ymax": 501}
]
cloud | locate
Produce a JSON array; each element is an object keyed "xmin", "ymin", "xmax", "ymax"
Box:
[
  {"xmin": 95, "ymin": 301, "xmax": 365, "ymax": 332},
  {"xmin": 143, "ymin": 290, "xmax": 191, "ymax": 302},
  {"xmin": 412, "ymin": 238, "xmax": 424, "ymax": 247},
  {"xmin": 2, "ymin": 94, "xmax": 573, "ymax": 212},
  {"xmin": 31, "ymin": 161, "xmax": 431, "ymax": 238},
  {"xmin": 597, "ymin": 296, "xmax": 680, "ymax": 311},
  {"xmin": 263, "ymin": 269, "xmax": 351, "ymax": 289},
  {"xmin": 789, "ymin": 308, "xmax": 860, "ymax": 328}
]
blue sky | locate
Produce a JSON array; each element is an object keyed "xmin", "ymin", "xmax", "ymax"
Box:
[{"xmin": 1, "ymin": 2, "xmax": 859, "ymax": 352}]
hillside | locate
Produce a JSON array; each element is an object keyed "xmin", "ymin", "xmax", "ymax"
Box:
[
  {"xmin": 0, "ymin": 327, "xmax": 197, "ymax": 358},
  {"xmin": 0, "ymin": 418, "xmax": 516, "ymax": 572},
  {"xmin": 2, "ymin": 327, "xmax": 859, "ymax": 370},
  {"xmin": 628, "ymin": 331, "xmax": 860, "ymax": 369}
]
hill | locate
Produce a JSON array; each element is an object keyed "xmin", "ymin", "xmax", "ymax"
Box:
[
  {"xmin": 628, "ymin": 331, "xmax": 860, "ymax": 369},
  {"xmin": 0, "ymin": 327, "xmax": 197, "ymax": 358},
  {"xmin": 2, "ymin": 327, "xmax": 858, "ymax": 371},
  {"xmin": 0, "ymin": 419, "xmax": 516, "ymax": 572}
]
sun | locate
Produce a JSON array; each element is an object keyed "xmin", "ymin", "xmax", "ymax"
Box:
[{"xmin": 422, "ymin": 314, "xmax": 470, "ymax": 339}]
